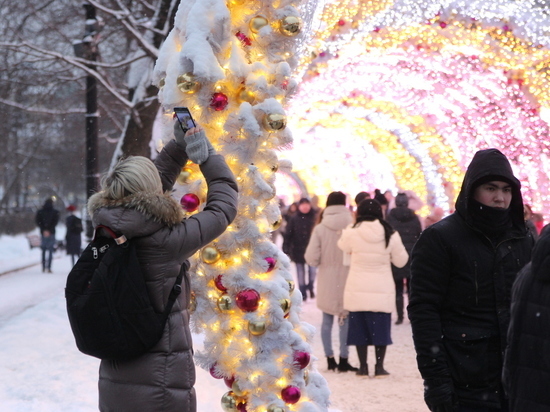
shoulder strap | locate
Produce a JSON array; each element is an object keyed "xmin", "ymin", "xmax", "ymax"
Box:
[
  {"xmin": 161, "ymin": 269, "xmax": 184, "ymax": 318},
  {"xmin": 94, "ymin": 225, "xmax": 128, "ymax": 245}
]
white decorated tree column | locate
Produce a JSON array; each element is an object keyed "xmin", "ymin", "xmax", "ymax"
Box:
[{"xmin": 153, "ymin": 0, "xmax": 330, "ymax": 411}]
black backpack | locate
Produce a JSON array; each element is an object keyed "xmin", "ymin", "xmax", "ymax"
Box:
[{"xmin": 65, "ymin": 225, "xmax": 183, "ymax": 360}]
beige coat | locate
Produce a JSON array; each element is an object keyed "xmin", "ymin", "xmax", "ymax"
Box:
[
  {"xmin": 337, "ymin": 220, "xmax": 408, "ymax": 313},
  {"xmin": 88, "ymin": 141, "xmax": 238, "ymax": 412},
  {"xmin": 304, "ymin": 205, "xmax": 353, "ymax": 316}
]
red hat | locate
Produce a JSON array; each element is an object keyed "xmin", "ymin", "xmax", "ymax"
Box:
[{"xmin": 66, "ymin": 205, "xmax": 77, "ymax": 212}]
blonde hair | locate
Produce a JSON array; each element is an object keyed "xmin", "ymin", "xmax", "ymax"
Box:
[{"xmin": 101, "ymin": 156, "xmax": 162, "ymax": 199}]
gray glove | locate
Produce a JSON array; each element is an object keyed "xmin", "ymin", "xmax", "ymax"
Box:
[
  {"xmin": 174, "ymin": 121, "xmax": 187, "ymax": 150},
  {"xmin": 185, "ymin": 128, "xmax": 216, "ymax": 165}
]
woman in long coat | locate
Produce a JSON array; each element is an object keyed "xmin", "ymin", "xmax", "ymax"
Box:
[
  {"xmin": 305, "ymin": 191, "xmax": 357, "ymax": 372},
  {"xmin": 338, "ymin": 199, "xmax": 408, "ymax": 377},
  {"xmin": 88, "ymin": 125, "xmax": 238, "ymax": 412}
]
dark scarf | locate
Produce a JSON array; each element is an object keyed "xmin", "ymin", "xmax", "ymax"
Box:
[{"xmin": 470, "ymin": 199, "xmax": 513, "ymax": 242}]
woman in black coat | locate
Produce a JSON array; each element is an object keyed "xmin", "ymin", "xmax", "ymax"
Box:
[{"xmin": 65, "ymin": 205, "xmax": 83, "ymax": 265}]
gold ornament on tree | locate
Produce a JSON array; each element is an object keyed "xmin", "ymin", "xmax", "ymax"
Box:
[
  {"xmin": 176, "ymin": 167, "xmax": 193, "ymax": 185},
  {"xmin": 279, "ymin": 16, "xmax": 302, "ymax": 37},
  {"xmin": 189, "ymin": 292, "xmax": 197, "ymax": 313},
  {"xmin": 158, "ymin": 78, "xmax": 165, "ymax": 89},
  {"xmin": 271, "ymin": 218, "xmax": 282, "ymax": 231},
  {"xmin": 303, "ymin": 369, "xmax": 310, "ymax": 385},
  {"xmin": 263, "ymin": 113, "xmax": 287, "ymax": 131},
  {"xmin": 221, "ymin": 391, "xmax": 238, "ymax": 412},
  {"xmin": 217, "ymin": 294, "xmax": 233, "ymax": 311},
  {"xmin": 248, "ymin": 320, "xmax": 267, "ymax": 336},
  {"xmin": 288, "ymin": 280, "xmax": 295, "ymax": 294},
  {"xmin": 201, "ymin": 245, "xmax": 221, "ymax": 264},
  {"xmin": 236, "ymin": 85, "xmax": 256, "ymax": 104},
  {"xmin": 249, "ymin": 15, "xmax": 269, "ymax": 33},
  {"xmin": 280, "ymin": 298, "xmax": 291, "ymax": 315},
  {"xmin": 231, "ymin": 380, "xmax": 247, "ymax": 397},
  {"xmin": 176, "ymin": 72, "xmax": 201, "ymax": 94},
  {"xmin": 267, "ymin": 405, "xmax": 285, "ymax": 412}
]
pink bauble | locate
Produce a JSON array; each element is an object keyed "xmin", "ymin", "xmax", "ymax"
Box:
[
  {"xmin": 214, "ymin": 275, "xmax": 227, "ymax": 292},
  {"xmin": 224, "ymin": 376, "xmax": 235, "ymax": 388},
  {"xmin": 293, "ymin": 351, "xmax": 310, "ymax": 369},
  {"xmin": 235, "ymin": 289, "xmax": 260, "ymax": 312},
  {"xmin": 281, "ymin": 386, "xmax": 301, "ymax": 404},
  {"xmin": 180, "ymin": 193, "xmax": 200, "ymax": 212},
  {"xmin": 265, "ymin": 257, "xmax": 276, "ymax": 272},
  {"xmin": 209, "ymin": 364, "xmax": 224, "ymax": 379},
  {"xmin": 210, "ymin": 92, "xmax": 229, "ymax": 111}
]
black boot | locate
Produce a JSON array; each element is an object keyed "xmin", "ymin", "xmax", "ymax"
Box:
[
  {"xmin": 299, "ymin": 285, "xmax": 308, "ymax": 302},
  {"xmin": 355, "ymin": 345, "xmax": 368, "ymax": 376},
  {"xmin": 374, "ymin": 346, "xmax": 390, "ymax": 377},
  {"xmin": 338, "ymin": 357, "xmax": 359, "ymax": 372},
  {"xmin": 395, "ymin": 292, "xmax": 404, "ymax": 325},
  {"xmin": 327, "ymin": 356, "xmax": 338, "ymax": 371}
]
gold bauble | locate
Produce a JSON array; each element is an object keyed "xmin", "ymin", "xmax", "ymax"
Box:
[
  {"xmin": 221, "ymin": 391, "xmax": 238, "ymax": 412},
  {"xmin": 236, "ymin": 85, "xmax": 256, "ymax": 104},
  {"xmin": 248, "ymin": 320, "xmax": 267, "ymax": 336},
  {"xmin": 270, "ymin": 219, "xmax": 282, "ymax": 231},
  {"xmin": 267, "ymin": 405, "xmax": 286, "ymax": 412},
  {"xmin": 303, "ymin": 369, "xmax": 310, "ymax": 385},
  {"xmin": 228, "ymin": 0, "xmax": 245, "ymax": 5},
  {"xmin": 176, "ymin": 167, "xmax": 192, "ymax": 185},
  {"xmin": 271, "ymin": 163, "xmax": 279, "ymax": 172},
  {"xmin": 279, "ymin": 16, "xmax": 302, "ymax": 37},
  {"xmin": 217, "ymin": 294, "xmax": 233, "ymax": 311},
  {"xmin": 231, "ymin": 380, "xmax": 247, "ymax": 397},
  {"xmin": 201, "ymin": 246, "xmax": 221, "ymax": 264},
  {"xmin": 280, "ymin": 298, "xmax": 291, "ymax": 315},
  {"xmin": 188, "ymin": 292, "xmax": 197, "ymax": 313},
  {"xmin": 262, "ymin": 113, "xmax": 287, "ymax": 131},
  {"xmin": 288, "ymin": 280, "xmax": 295, "ymax": 294},
  {"xmin": 158, "ymin": 78, "xmax": 165, "ymax": 88},
  {"xmin": 176, "ymin": 72, "xmax": 201, "ymax": 94},
  {"xmin": 249, "ymin": 16, "xmax": 269, "ymax": 33}
]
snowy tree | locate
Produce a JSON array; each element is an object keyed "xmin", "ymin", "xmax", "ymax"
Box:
[{"xmin": 153, "ymin": 0, "xmax": 330, "ymax": 411}]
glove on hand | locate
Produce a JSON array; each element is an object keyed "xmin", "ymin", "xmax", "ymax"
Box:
[
  {"xmin": 424, "ymin": 378, "xmax": 457, "ymax": 412},
  {"xmin": 174, "ymin": 122, "xmax": 187, "ymax": 150},
  {"xmin": 184, "ymin": 128, "xmax": 216, "ymax": 165}
]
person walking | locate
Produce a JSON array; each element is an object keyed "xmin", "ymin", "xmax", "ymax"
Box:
[
  {"xmin": 503, "ymin": 229, "xmax": 550, "ymax": 412},
  {"xmin": 386, "ymin": 193, "xmax": 422, "ymax": 325},
  {"xmin": 338, "ymin": 199, "xmax": 408, "ymax": 377},
  {"xmin": 35, "ymin": 197, "xmax": 60, "ymax": 273},
  {"xmin": 305, "ymin": 191, "xmax": 358, "ymax": 373},
  {"xmin": 88, "ymin": 123, "xmax": 238, "ymax": 412},
  {"xmin": 408, "ymin": 148, "xmax": 533, "ymax": 412},
  {"xmin": 65, "ymin": 205, "xmax": 83, "ymax": 266},
  {"xmin": 283, "ymin": 198, "xmax": 318, "ymax": 301}
]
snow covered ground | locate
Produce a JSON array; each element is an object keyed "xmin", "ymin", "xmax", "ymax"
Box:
[{"xmin": 0, "ymin": 230, "xmax": 427, "ymax": 412}]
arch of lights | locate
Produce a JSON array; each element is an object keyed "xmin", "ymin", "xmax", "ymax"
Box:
[{"xmin": 280, "ymin": 0, "xmax": 550, "ymax": 217}]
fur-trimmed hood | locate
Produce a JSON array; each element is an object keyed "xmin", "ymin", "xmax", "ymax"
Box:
[{"xmin": 88, "ymin": 190, "xmax": 185, "ymax": 238}]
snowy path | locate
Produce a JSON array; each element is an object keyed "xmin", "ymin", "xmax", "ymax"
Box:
[{"xmin": 0, "ymin": 236, "xmax": 427, "ymax": 412}]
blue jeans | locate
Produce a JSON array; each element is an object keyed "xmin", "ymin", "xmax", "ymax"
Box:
[
  {"xmin": 295, "ymin": 263, "xmax": 316, "ymax": 298},
  {"xmin": 321, "ymin": 312, "xmax": 349, "ymax": 358},
  {"xmin": 41, "ymin": 235, "xmax": 55, "ymax": 270}
]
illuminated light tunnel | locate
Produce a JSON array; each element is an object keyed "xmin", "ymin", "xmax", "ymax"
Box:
[{"xmin": 277, "ymin": 2, "xmax": 550, "ymax": 217}]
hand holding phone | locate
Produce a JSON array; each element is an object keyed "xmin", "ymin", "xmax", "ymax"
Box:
[{"xmin": 174, "ymin": 107, "xmax": 196, "ymax": 134}]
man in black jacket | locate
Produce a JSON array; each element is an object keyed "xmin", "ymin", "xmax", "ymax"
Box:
[
  {"xmin": 408, "ymin": 149, "xmax": 533, "ymax": 412},
  {"xmin": 35, "ymin": 197, "xmax": 60, "ymax": 273}
]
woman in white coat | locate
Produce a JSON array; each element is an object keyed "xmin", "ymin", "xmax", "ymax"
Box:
[{"xmin": 338, "ymin": 198, "xmax": 408, "ymax": 377}]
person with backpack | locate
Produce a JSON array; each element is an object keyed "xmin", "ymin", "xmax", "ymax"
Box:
[
  {"xmin": 86, "ymin": 123, "xmax": 238, "ymax": 412},
  {"xmin": 65, "ymin": 204, "xmax": 83, "ymax": 266},
  {"xmin": 35, "ymin": 197, "xmax": 60, "ymax": 273}
]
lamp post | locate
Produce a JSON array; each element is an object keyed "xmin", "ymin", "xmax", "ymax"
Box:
[{"xmin": 73, "ymin": 2, "xmax": 100, "ymax": 240}]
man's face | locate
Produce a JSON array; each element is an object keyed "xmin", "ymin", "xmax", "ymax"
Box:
[
  {"xmin": 298, "ymin": 203, "xmax": 311, "ymax": 214},
  {"xmin": 473, "ymin": 181, "xmax": 512, "ymax": 209}
]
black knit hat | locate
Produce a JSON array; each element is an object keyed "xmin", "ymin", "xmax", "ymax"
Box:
[
  {"xmin": 326, "ymin": 191, "xmax": 346, "ymax": 207},
  {"xmin": 298, "ymin": 197, "xmax": 310, "ymax": 205},
  {"xmin": 395, "ymin": 193, "xmax": 409, "ymax": 207},
  {"xmin": 374, "ymin": 189, "xmax": 388, "ymax": 205},
  {"xmin": 357, "ymin": 199, "xmax": 383, "ymax": 220}
]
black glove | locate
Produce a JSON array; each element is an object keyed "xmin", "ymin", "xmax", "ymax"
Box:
[{"xmin": 424, "ymin": 378, "xmax": 457, "ymax": 412}]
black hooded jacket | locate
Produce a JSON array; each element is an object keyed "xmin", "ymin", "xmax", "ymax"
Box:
[
  {"xmin": 408, "ymin": 149, "xmax": 533, "ymax": 409},
  {"xmin": 387, "ymin": 206, "xmax": 422, "ymax": 280},
  {"xmin": 503, "ymin": 230, "xmax": 550, "ymax": 411}
]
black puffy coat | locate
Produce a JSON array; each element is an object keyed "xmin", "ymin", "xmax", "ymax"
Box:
[
  {"xmin": 36, "ymin": 202, "xmax": 59, "ymax": 235},
  {"xmin": 503, "ymin": 231, "xmax": 550, "ymax": 412},
  {"xmin": 408, "ymin": 149, "xmax": 533, "ymax": 409},
  {"xmin": 283, "ymin": 208, "xmax": 317, "ymax": 264},
  {"xmin": 387, "ymin": 206, "xmax": 422, "ymax": 280}
]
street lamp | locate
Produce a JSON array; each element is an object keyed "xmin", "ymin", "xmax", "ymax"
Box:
[{"xmin": 73, "ymin": 2, "xmax": 101, "ymax": 240}]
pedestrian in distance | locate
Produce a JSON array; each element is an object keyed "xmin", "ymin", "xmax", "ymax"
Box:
[
  {"xmin": 305, "ymin": 191, "xmax": 358, "ymax": 373},
  {"xmin": 65, "ymin": 204, "xmax": 83, "ymax": 266},
  {"xmin": 283, "ymin": 197, "xmax": 318, "ymax": 301},
  {"xmin": 338, "ymin": 198, "xmax": 408, "ymax": 378},
  {"xmin": 386, "ymin": 193, "xmax": 422, "ymax": 325},
  {"xmin": 88, "ymin": 122, "xmax": 238, "ymax": 412},
  {"xmin": 35, "ymin": 197, "xmax": 60, "ymax": 273},
  {"xmin": 503, "ymin": 228, "xmax": 550, "ymax": 412},
  {"xmin": 408, "ymin": 148, "xmax": 533, "ymax": 412}
]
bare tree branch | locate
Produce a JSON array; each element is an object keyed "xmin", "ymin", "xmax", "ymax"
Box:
[{"xmin": 0, "ymin": 97, "xmax": 86, "ymax": 114}]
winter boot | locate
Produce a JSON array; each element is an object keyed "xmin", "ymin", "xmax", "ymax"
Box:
[
  {"xmin": 395, "ymin": 293, "xmax": 404, "ymax": 324},
  {"xmin": 374, "ymin": 346, "xmax": 390, "ymax": 377},
  {"xmin": 338, "ymin": 357, "xmax": 359, "ymax": 372},
  {"xmin": 299, "ymin": 285, "xmax": 308, "ymax": 302},
  {"xmin": 355, "ymin": 345, "xmax": 369, "ymax": 376},
  {"xmin": 327, "ymin": 356, "xmax": 338, "ymax": 371}
]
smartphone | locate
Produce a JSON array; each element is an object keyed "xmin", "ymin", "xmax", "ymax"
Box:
[{"xmin": 174, "ymin": 107, "xmax": 196, "ymax": 134}]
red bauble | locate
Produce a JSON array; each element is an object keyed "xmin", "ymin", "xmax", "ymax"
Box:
[
  {"xmin": 293, "ymin": 351, "xmax": 310, "ymax": 369},
  {"xmin": 236, "ymin": 31, "xmax": 252, "ymax": 46},
  {"xmin": 439, "ymin": 21, "xmax": 447, "ymax": 28},
  {"xmin": 237, "ymin": 402, "xmax": 247, "ymax": 412},
  {"xmin": 337, "ymin": 19, "xmax": 346, "ymax": 26},
  {"xmin": 281, "ymin": 386, "xmax": 301, "ymax": 404},
  {"xmin": 210, "ymin": 92, "xmax": 229, "ymax": 111},
  {"xmin": 264, "ymin": 257, "xmax": 276, "ymax": 272},
  {"xmin": 214, "ymin": 275, "xmax": 228, "ymax": 292},
  {"xmin": 210, "ymin": 364, "xmax": 224, "ymax": 379},
  {"xmin": 235, "ymin": 289, "xmax": 260, "ymax": 312},
  {"xmin": 180, "ymin": 193, "xmax": 200, "ymax": 212},
  {"xmin": 224, "ymin": 376, "xmax": 235, "ymax": 388}
]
